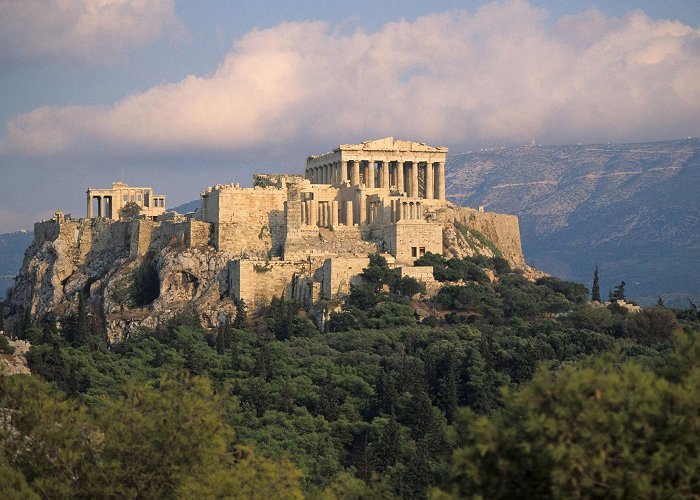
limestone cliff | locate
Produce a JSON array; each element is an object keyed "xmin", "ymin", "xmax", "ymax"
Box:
[{"xmin": 8, "ymin": 203, "xmax": 528, "ymax": 341}]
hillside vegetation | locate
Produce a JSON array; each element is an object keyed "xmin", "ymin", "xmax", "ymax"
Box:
[
  {"xmin": 446, "ymin": 138, "xmax": 700, "ymax": 306},
  {"xmin": 2, "ymin": 254, "xmax": 699, "ymax": 498}
]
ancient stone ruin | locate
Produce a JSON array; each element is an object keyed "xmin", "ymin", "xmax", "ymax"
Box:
[{"xmin": 10, "ymin": 138, "xmax": 527, "ymax": 339}]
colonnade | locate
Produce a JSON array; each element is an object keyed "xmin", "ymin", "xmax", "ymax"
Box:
[
  {"xmin": 301, "ymin": 199, "xmax": 340, "ymax": 228},
  {"xmin": 305, "ymin": 160, "xmax": 446, "ymax": 200},
  {"xmin": 86, "ymin": 195, "xmax": 113, "ymax": 219},
  {"xmin": 300, "ymin": 198, "xmax": 425, "ymax": 228}
]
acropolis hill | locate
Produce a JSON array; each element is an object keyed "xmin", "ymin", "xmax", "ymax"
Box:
[{"xmin": 10, "ymin": 138, "xmax": 527, "ymax": 339}]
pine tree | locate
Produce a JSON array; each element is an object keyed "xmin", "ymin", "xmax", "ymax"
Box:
[
  {"xmin": 612, "ymin": 281, "xmax": 626, "ymax": 302},
  {"xmin": 0, "ymin": 301, "xmax": 4, "ymax": 332},
  {"xmin": 657, "ymin": 296, "xmax": 665, "ymax": 307},
  {"xmin": 591, "ymin": 266, "xmax": 601, "ymax": 302}
]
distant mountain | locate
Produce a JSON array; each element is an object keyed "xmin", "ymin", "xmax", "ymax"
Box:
[
  {"xmin": 172, "ymin": 199, "xmax": 200, "ymax": 215},
  {"xmin": 446, "ymin": 138, "xmax": 699, "ymax": 306},
  {"xmin": 0, "ymin": 231, "xmax": 33, "ymax": 300}
]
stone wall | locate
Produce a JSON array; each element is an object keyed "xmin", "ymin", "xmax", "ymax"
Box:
[
  {"xmin": 321, "ymin": 257, "xmax": 371, "ymax": 299},
  {"xmin": 228, "ymin": 259, "xmax": 308, "ymax": 310},
  {"xmin": 383, "ymin": 222, "xmax": 443, "ymax": 264},
  {"xmin": 201, "ymin": 185, "xmax": 287, "ymax": 255},
  {"xmin": 399, "ymin": 265, "xmax": 435, "ymax": 282}
]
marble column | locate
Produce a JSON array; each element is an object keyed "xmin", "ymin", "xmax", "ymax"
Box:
[
  {"xmin": 345, "ymin": 200, "xmax": 353, "ymax": 225},
  {"xmin": 380, "ymin": 161, "xmax": 388, "ymax": 189},
  {"xmin": 425, "ymin": 162, "xmax": 434, "ymax": 199},
  {"xmin": 367, "ymin": 161, "xmax": 375, "ymax": 188},
  {"xmin": 340, "ymin": 161, "xmax": 349, "ymax": 184},
  {"xmin": 437, "ymin": 162, "xmax": 446, "ymax": 200},
  {"xmin": 309, "ymin": 200, "xmax": 317, "ymax": 227},
  {"xmin": 331, "ymin": 200, "xmax": 338, "ymax": 227},
  {"xmin": 410, "ymin": 162, "xmax": 419, "ymax": 198},
  {"xmin": 87, "ymin": 195, "xmax": 92, "ymax": 218},
  {"xmin": 397, "ymin": 162, "xmax": 405, "ymax": 193},
  {"xmin": 358, "ymin": 189, "xmax": 366, "ymax": 225},
  {"xmin": 351, "ymin": 161, "xmax": 360, "ymax": 186}
]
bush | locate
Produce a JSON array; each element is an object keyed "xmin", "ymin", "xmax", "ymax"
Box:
[
  {"xmin": 394, "ymin": 276, "xmax": 425, "ymax": 297},
  {"xmin": 622, "ymin": 308, "xmax": 680, "ymax": 345},
  {"xmin": 0, "ymin": 335, "xmax": 15, "ymax": 355}
]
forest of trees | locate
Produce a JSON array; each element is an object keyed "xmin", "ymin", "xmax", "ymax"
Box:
[{"xmin": 1, "ymin": 253, "xmax": 699, "ymax": 498}]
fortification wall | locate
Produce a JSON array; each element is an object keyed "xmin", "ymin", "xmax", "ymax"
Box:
[
  {"xmin": 201, "ymin": 186, "xmax": 286, "ymax": 255},
  {"xmin": 383, "ymin": 222, "xmax": 443, "ymax": 264},
  {"xmin": 400, "ymin": 265, "xmax": 435, "ymax": 282},
  {"xmin": 228, "ymin": 259, "xmax": 308, "ymax": 309},
  {"xmin": 321, "ymin": 257, "xmax": 371, "ymax": 299}
]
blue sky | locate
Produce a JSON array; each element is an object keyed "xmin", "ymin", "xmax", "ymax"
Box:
[{"xmin": 0, "ymin": 0, "xmax": 698, "ymax": 232}]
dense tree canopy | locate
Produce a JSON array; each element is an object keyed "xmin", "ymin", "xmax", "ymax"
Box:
[{"xmin": 2, "ymin": 252, "xmax": 698, "ymax": 498}]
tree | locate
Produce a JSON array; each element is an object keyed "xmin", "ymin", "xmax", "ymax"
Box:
[
  {"xmin": 611, "ymin": 281, "xmax": 626, "ymax": 302},
  {"xmin": 592, "ymin": 266, "xmax": 601, "ymax": 302},
  {"xmin": 442, "ymin": 348, "xmax": 700, "ymax": 499},
  {"xmin": 119, "ymin": 201, "xmax": 142, "ymax": 220},
  {"xmin": 622, "ymin": 307, "xmax": 679, "ymax": 345},
  {"xmin": 394, "ymin": 276, "xmax": 426, "ymax": 298},
  {"xmin": 233, "ymin": 298, "xmax": 247, "ymax": 329}
]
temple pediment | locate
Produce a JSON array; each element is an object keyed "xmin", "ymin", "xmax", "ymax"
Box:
[{"xmin": 338, "ymin": 137, "xmax": 447, "ymax": 153}]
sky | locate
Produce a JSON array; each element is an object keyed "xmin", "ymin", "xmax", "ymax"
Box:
[{"xmin": 0, "ymin": 0, "xmax": 698, "ymax": 233}]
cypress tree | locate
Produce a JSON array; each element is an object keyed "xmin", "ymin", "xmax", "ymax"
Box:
[
  {"xmin": 75, "ymin": 293, "xmax": 89, "ymax": 345},
  {"xmin": 233, "ymin": 299, "xmax": 247, "ymax": 329},
  {"xmin": 591, "ymin": 266, "xmax": 601, "ymax": 303}
]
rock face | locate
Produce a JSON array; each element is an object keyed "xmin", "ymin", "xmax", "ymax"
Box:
[
  {"xmin": 9, "ymin": 203, "xmax": 526, "ymax": 342},
  {"xmin": 0, "ymin": 337, "xmax": 31, "ymax": 375}
]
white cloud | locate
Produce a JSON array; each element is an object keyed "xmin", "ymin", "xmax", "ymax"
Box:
[
  {"xmin": 0, "ymin": 0, "xmax": 179, "ymax": 62},
  {"xmin": 1, "ymin": 0, "xmax": 698, "ymax": 157}
]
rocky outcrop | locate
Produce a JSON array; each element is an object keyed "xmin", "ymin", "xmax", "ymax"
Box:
[
  {"xmin": 9, "ymin": 202, "xmax": 529, "ymax": 342},
  {"xmin": 0, "ymin": 337, "xmax": 31, "ymax": 375}
]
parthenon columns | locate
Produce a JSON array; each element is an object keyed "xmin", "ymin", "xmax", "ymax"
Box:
[
  {"xmin": 425, "ymin": 162, "xmax": 434, "ymax": 200},
  {"xmin": 437, "ymin": 162, "xmax": 446, "ymax": 200},
  {"xmin": 367, "ymin": 161, "xmax": 375, "ymax": 188},
  {"xmin": 410, "ymin": 161, "xmax": 419, "ymax": 198},
  {"xmin": 340, "ymin": 161, "xmax": 349, "ymax": 184},
  {"xmin": 351, "ymin": 161, "xmax": 360, "ymax": 186},
  {"xmin": 397, "ymin": 162, "xmax": 404, "ymax": 193}
]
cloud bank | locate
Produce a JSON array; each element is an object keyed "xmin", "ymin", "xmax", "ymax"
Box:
[
  {"xmin": 1, "ymin": 0, "xmax": 698, "ymax": 157},
  {"xmin": 0, "ymin": 0, "xmax": 179, "ymax": 62}
]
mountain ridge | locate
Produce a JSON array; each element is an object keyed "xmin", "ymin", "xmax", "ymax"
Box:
[{"xmin": 446, "ymin": 138, "xmax": 699, "ymax": 306}]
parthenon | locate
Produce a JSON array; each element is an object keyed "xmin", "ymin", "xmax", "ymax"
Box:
[{"xmin": 305, "ymin": 137, "xmax": 447, "ymax": 200}]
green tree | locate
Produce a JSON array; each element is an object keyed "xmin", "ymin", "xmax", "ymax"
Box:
[
  {"xmin": 0, "ymin": 335, "xmax": 14, "ymax": 355},
  {"xmin": 611, "ymin": 280, "xmax": 626, "ymax": 302},
  {"xmin": 119, "ymin": 201, "xmax": 142, "ymax": 220},
  {"xmin": 592, "ymin": 265, "xmax": 601, "ymax": 302},
  {"xmin": 394, "ymin": 276, "xmax": 425, "ymax": 298},
  {"xmin": 233, "ymin": 298, "xmax": 248, "ymax": 329},
  {"xmin": 442, "ymin": 345, "xmax": 700, "ymax": 498},
  {"xmin": 622, "ymin": 307, "xmax": 679, "ymax": 345}
]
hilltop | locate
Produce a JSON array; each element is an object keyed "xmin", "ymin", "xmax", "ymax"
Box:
[{"xmin": 446, "ymin": 139, "xmax": 699, "ymax": 306}]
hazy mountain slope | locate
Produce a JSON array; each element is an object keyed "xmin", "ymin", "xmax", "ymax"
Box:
[
  {"xmin": 446, "ymin": 138, "xmax": 699, "ymax": 306},
  {"xmin": 0, "ymin": 231, "xmax": 33, "ymax": 300},
  {"xmin": 172, "ymin": 199, "xmax": 200, "ymax": 215}
]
